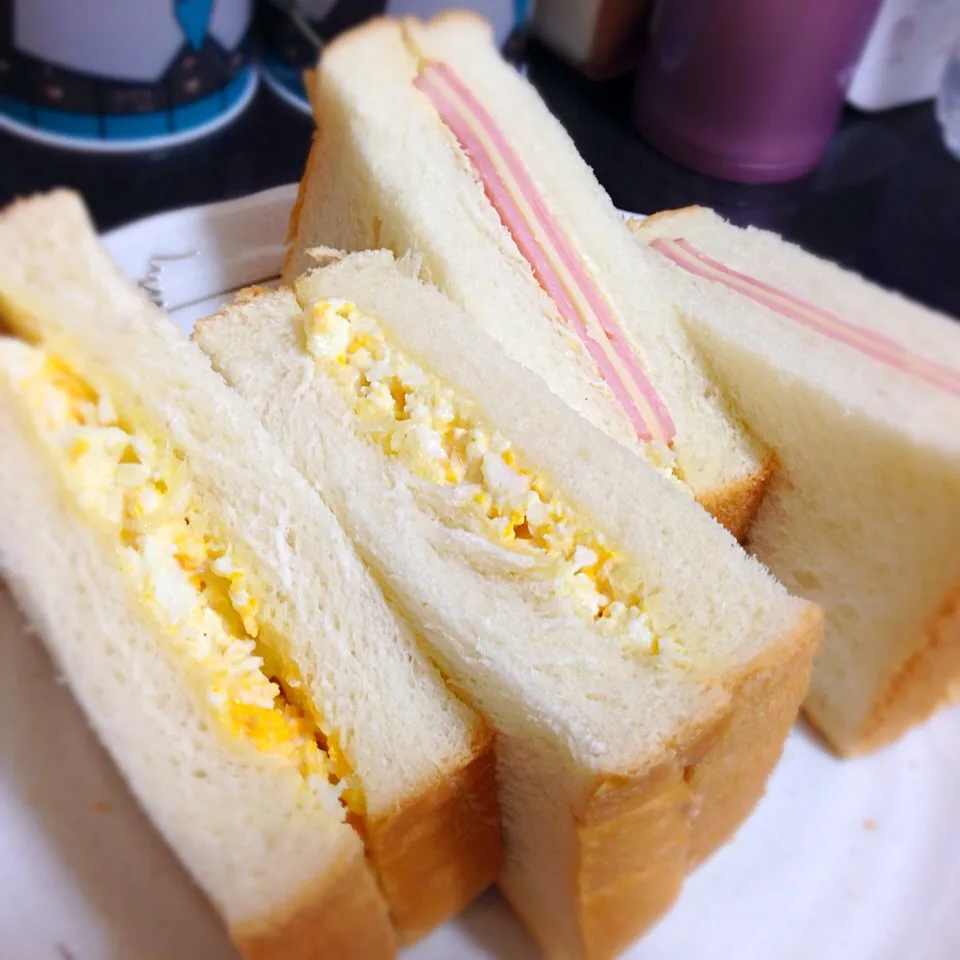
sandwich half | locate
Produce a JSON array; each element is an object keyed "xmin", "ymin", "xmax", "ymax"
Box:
[
  {"xmin": 195, "ymin": 248, "xmax": 821, "ymax": 960},
  {"xmin": 630, "ymin": 207, "xmax": 960, "ymax": 754},
  {"xmin": 0, "ymin": 191, "xmax": 500, "ymax": 955},
  {"xmin": 284, "ymin": 12, "xmax": 771, "ymax": 541}
]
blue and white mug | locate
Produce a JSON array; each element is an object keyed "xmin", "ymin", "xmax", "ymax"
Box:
[{"xmin": 0, "ymin": 0, "xmax": 256, "ymax": 150}]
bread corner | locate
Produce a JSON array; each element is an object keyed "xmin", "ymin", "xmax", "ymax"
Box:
[{"xmin": 232, "ymin": 847, "xmax": 396, "ymax": 960}]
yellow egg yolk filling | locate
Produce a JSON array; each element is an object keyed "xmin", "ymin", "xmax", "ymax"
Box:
[
  {"xmin": 0, "ymin": 337, "xmax": 363, "ymax": 812},
  {"xmin": 302, "ymin": 297, "xmax": 672, "ymax": 656}
]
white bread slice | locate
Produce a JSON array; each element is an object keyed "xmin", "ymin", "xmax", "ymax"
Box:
[
  {"xmin": 0, "ymin": 191, "xmax": 500, "ymax": 948},
  {"xmin": 285, "ymin": 12, "xmax": 771, "ymax": 541},
  {"xmin": 630, "ymin": 206, "xmax": 960, "ymax": 755},
  {"xmin": 194, "ymin": 249, "xmax": 821, "ymax": 960}
]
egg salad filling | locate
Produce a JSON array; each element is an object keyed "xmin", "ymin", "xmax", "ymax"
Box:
[
  {"xmin": 0, "ymin": 337, "xmax": 362, "ymax": 811},
  {"xmin": 303, "ymin": 297, "xmax": 674, "ymax": 657}
]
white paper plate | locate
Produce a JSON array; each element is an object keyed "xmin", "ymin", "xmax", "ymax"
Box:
[{"xmin": 2, "ymin": 186, "xmax": 958, "ymax": 960}]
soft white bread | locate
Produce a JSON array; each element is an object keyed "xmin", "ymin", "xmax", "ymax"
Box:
[
  {"xmin": 286, "ymin": 12, "xmax": 771, "ymax": 541},
  {"xmin": 0, "ymin": 191, "xmax": 500, "ymax": 948},
  {"xmin": 631, "ymin": 206, "xmax": 960, "ymax": 754},
  {"xmin": 195, "ymin": 249, "xmax": 820, "ymax": 960}
]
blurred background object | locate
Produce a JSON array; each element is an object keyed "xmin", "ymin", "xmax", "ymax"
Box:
[
  {"xmin": 533, "ymin": 0, "xmax": 652, "ymax": 79},
  {"xmin": 937, "ymin": 31, "xmax": 960, "ymax": 158},
  {"xmin": 258, "ymin": 0, "xmax": 382, "ymax": 110},
  {"xmin": 388, "ymin": 0, "xmax": 526, "ymax": 47},
  {"xmin": 633, "ymin": 0, "xmax": 882, "ymax": 183},
  {"xmin": 0, "ymin": 2, "xmax": 956, "ymax": 318},
  {"xmin": 847, "ymin": 0, "xmax": 960, "ymax": 112},
  {"xmin": 0, "ymin": 0, "xmax": 255, "ymax": 151},
  {"xmin": 259, "ymin": 0, "xmax": 532, "ymax": 111}
]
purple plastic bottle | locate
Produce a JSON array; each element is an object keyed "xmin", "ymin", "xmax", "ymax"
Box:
[{"xmin": 633, "ymin": 0, "xmax": 882, "ymax": 183}]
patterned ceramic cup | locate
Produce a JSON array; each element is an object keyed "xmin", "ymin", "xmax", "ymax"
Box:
[{"xmin": 0, "ymin": 0, "xmax": 256, "ymax": 151}]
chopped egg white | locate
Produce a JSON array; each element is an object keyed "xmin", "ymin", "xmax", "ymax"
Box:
[{"xmin": 303, "ymin": 299, "xmax": 672, "ymax": 656}]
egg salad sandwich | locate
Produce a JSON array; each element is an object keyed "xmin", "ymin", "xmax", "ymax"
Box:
[
  {"xmin": 283, "ymin": 12, "xmax": 772, "ymax": 542},
  {"xmin": 0, "ymin": 191, "xmax": 501, "ymax": 958},
  {"xmin": 194, "ymin": 247, "xmax": 821, "ymax": 960},
  {"xmin": 628, "ymin": 207, "xmax": 960, "ymax": 755}
]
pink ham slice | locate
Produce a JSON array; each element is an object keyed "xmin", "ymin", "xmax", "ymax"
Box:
[
  {"xmin": 414, "ymin": 62, "xmax": 676, "ymax": 446},
  {"xmin": 651, "ymin": 237, "xmax": 960, "ymax": 398}
]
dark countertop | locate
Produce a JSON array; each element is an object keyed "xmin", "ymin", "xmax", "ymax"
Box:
[{"xmin": 2, "ymin": 42, "xmax": 959, "ymax": 318}]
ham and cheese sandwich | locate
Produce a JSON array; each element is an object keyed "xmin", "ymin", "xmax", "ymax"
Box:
[
  {"xmin": 629, "ymin": 207, "xmax": 960, "ymax": 755},
  {"xmin": 194, "ymin": 248, "xmax": 821, "ymax": 960},
  {"xmin": 0, "ymin": 191, "xmax": 500, "ymax": 957},
  {"xmin": 284, "ymin": 12, "xmax": 772, "ymax": 542}
]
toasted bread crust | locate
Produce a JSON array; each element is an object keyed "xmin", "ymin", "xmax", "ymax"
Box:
[
  {"xmin": 568, "ymin": 607, "xmax": 821, "ymax": 960},
  {"xmin": 501, "ymin": 600, "xmax": 818, "ymax": 960},
  {"xmin": 233, "ymin": 848, "xmax": 396, "ymax": 960},
  {"xmin": 496, "ymin": 705, "xmax": 713, "ymax": 960},
  {"xmin": 574, "ymin": 761, "xmax": 694, "ymax": 960},
  {"xmin": 684, "ymin": 604, "xmax": 821, "ymax": 861},
  {"xmin": 829, "ymin": 574, "xmax": 960, "ymax": 755},
  {"xmin": 696, "ymin": 453, "xmax": 776, "ymax": 543},
  {"xmin": 548, "ymin": 608, "xmax": 822, "ymax": 960},
  {"xmin": 572, "ymin": 709, "xmax": 723, "ymax": 960},
  {"xmin": 367, "ymin": 726, "xmax": 501, "ymax": 943}
]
